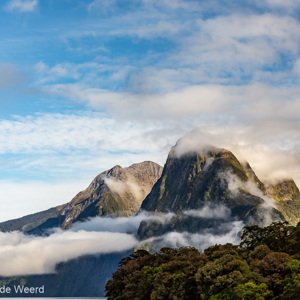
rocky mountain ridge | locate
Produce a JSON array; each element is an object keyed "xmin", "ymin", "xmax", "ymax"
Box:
[{"xmin": 0, "ymin": 161, "xmax": 163, "ymax": 233}]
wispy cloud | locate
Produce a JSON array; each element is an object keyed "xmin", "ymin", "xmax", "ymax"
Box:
[
  {"xmin": 5, "ymin": 0, "xmax": 38, "ymax": 13},
  {"xmin": 183, "ymin": 204, "xmax": 231, "ymax": 219},
  {"xmin": 71, "ymin": 212, "xmax": 175, "ymax": 233},
  {"xmin": 87, "ymin": 0, "xmax": 117, "ymax": 12},
  {"xmin": 140, "ymin": 221, "xmax": 244, "ymax": 252}
]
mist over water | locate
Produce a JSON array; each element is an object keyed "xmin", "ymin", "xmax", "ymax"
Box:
[{"xmin": 0, "ymin": 206, "xmax": 245, "ymax": 277}]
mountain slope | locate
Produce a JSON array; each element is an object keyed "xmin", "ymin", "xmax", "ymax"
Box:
[
  {"xmin": 60, "ymin": 161, "xmax": 163, "ymax": 229},
  {"xmin": 0, "ymin": 161, "xmax": 163, "ymax": 233},
  {"xmin": 265, "ymin": 179, "xmax": 300, "ymax": 226},
  {"xmin": 0, "ymin": 206, "xmax": 65, "ymax": 233},
  {"xmin": 141, "ymin": 145, "xmax": 273, "ymax": 217},
  {"xmin": 139, "ymin": 144, "xmax": 284, "ymax": 239}
]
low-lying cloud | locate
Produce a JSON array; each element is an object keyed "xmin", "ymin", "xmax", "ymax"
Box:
[
  {"xmin": 0, "ymin": 230, "xmax": 137, "ymax": 277},
  {"xmin": 0, "ymin": 212, "xmax": 175, "ymax": 277},
  {"xmin": 139, "ymin": 221, "xmax": 243, "ymax": 252},
  {"xmin": 0, "ymin": 205, "xmax": 268, "ymax": 277},
  {"xmin": 183, "ymin": 204, "xmax": 231, "ymax": 219},
  {"xmin": 221, "ymin": 171, "xmax": 281, "ymax": 227},
  {"xmin": 71, "ymin": 211, "xmax": 175, "ymax": 233}
]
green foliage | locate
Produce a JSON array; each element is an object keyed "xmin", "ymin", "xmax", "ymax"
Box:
[
  {"xmin": 106, "ymin": 222, "xmax": 300, "ymax": 299},
  {"xmin": 241, "ymin": 221, "xmax": 300, "ymax": 257},
  {"xmin": 234, "ymin": 282, "xmax": 272, "ymax": 300}
]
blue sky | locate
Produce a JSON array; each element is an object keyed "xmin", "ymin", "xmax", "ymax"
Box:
[{"xmin": 1, "ymin": 0, "xmax": 300, "ymax": 221}]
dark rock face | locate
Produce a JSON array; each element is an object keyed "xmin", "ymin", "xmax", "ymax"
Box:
[
  {"xmin": 0, "ymin": 161, "xmax": 163, "ymax": 233},
  {"xmin": 141, "ymin": 146, "xmax": 268, "ymax": 215},
  {"xmin": 139, "ymin": 145, "xmax": 285, "ymax": 239}
]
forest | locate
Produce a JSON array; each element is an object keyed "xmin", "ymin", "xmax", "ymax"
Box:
[{"xmin": 106, "ymin": 222, "xmax": 300, "ymax": 299}]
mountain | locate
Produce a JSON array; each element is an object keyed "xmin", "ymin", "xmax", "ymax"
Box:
[
  {"xmin": 59, "ymin": 161, "xmax": 162, "ymax": 230},
  {"xmin": 265, "ymin": 179, "xmax": 300, "ymax": 226},
  {"xmin": 138, "ymin": 144, "xmax": 285, "ymax": 239},
  {"xmin": 0, "ymin": 161, "xmax": 163, "ymax": 233},
  {"xmin": 0, "ymin": 139, "xmax": 299, "ymax": 298}
]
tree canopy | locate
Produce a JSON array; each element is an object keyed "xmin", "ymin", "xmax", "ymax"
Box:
[{"xmin": 106, "ymin": 222, "xmax": 300, "ymax": 299}]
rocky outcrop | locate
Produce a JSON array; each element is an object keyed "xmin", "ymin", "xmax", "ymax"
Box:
[{"xmin": 60, "ymin": 161, "xmax": 163, "ymax": 229}]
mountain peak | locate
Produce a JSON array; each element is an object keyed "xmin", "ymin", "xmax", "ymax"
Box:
[
  {"xmin": 0, "ymin": 161, "xmax": 163, "ymax": 233},
  {"xmin": 139, "ymin": 143, "xmax": 284, "ymax": 239}
]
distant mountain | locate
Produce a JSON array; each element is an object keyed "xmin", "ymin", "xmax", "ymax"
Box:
[
  {"xmin": 138, "ymin": 144, "xmax": 286, "ymax": 239},
  {"xmin": 0, "ymin": 161, "xmax": 163, "ymax": 233},
  {"xmin": 266, "ymin": 179, "xmax": 300, "ymax": 226}
]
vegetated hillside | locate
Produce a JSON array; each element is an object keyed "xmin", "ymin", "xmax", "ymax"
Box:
[
  {"xmin": 106, "ymin": 222, "xmax": 300, "ymax": 300},
  {"xmin": 0, "ymin": 161, "xmax": 163, "ymax": 233}
]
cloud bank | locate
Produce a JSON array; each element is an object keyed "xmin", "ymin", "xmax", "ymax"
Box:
[
  {"xmin": 71, "ymin": 212, "xmax": 175, "ymax": 234},
  {"xmin": 0, "ymin": 208, "xmax": 243, "ymax": 277},
  {"xmin": 0, "ymin": 230, "xmax": 137, "ymax": 277}
]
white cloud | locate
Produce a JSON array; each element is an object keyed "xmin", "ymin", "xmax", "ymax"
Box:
[
  {"xmin": 169, "ymin": 128, "xmax": 300, "ymax": 187},
  {"xmin": 104, "ymin": 175, "xmax": 144, "ymax": 202},
  {"xmin": 174, "ymin": 14, "xmax": 300, "ymax": 81},
  {"xmin": 0, "ymin": 230, "xmax": 137, "ymax": 276},
  {"xmin": 224, "ymin": 172, "xmax": 276, "ymax": 208},
  {"xmin": 46, "ymin": 83, "xmax": 300, "ymax": 123},
  {"xmin": 0, "ymin": 212, "xmax": 177, "ymax": 276},
  {"xmin": 139, "ymin": 221, "xmax": 244, "ymax": 252},
  {"xmin": 0, "ymin": 112, "xmax": 175, "ymax": 154},
  {"xmin": 183, "ymin": 204, "xmax": 231, "ymax": 219},
  {"xmin": 5, "ymin": 0, "xmax": 38, "ymax": 13},
  {"xmin": 71, "ymin": 212, "xmax": 175, "ymax": 233}
]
